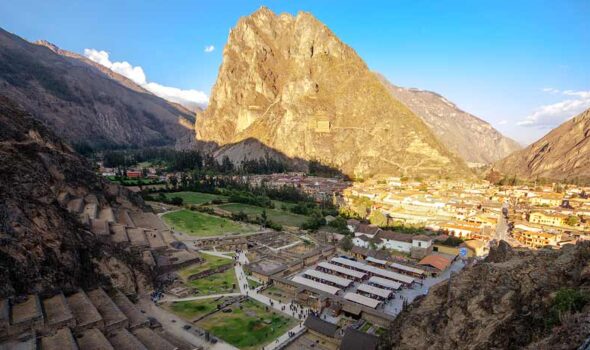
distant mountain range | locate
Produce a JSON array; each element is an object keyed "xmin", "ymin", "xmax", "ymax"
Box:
[
  {"xmin": 378, "ymin": 76, "xmax": 521, "ymax": 165},
  {"xmin": 494, "ymin": 108, "xmax": 590, "ymax": 182},
  {"xmin": 196, "ymin": 7, "xmax": 472, "ymax": 179},
  {"xmin": 0, "ymin": 28, "xmax": 195, "ymax": 150}
]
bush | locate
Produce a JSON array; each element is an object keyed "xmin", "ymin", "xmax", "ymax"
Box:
[
  {"xmin": 547, "ymin": 288, "xmax": 589, "ymax": 328},
  {"xmin": 169, "ymin": 196, "xmax": 183, "ymax": 206}
]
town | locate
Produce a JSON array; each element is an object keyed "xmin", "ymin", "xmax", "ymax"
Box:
[{"xmin": 13, "ymin": 160, "xmax": 577, "ymax": 350}]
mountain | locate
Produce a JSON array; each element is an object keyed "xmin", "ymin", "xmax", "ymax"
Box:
[
  {"xmin": 196, "ymin": 7, "xmax": 470, "ymax": 179},
  {"xmin": 0, "ymin": 95, "xmax": 150, "ymax": 296},
  {"xmin": 0, "ymin": 28, "xmax": 194, "ymax": 150},
  {"xmin": 379, "ymin": 76, "xmax": 522, "ymax": 166},
  {"xmin": 389, "ymin": 241, "xmax": 590, "ymax": 349},
  {"xmin": 494, "ymin": 108, "xmax": 590, "ymax": 181}
]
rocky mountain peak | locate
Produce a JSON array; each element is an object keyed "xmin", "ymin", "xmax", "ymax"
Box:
[{"xmin": 197, "ymin": 8, "xmax": 469, "ymax": 178}]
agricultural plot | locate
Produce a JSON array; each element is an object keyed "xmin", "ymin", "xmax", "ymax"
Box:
[
  {"xmin": 196, "ymin": 298, "xmax": 296, "ymax": 350},
  {"xmin": 162, "ymin": 209, "xmax": 253, "ymax": 237},
  {"xmin": 217, "ymin": 203, "xmax": 308, "ymax": 227}
]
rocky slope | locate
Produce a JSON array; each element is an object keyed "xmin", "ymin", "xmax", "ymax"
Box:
[
  {"xmin": 0, "ymin": 95, "xmax": 151, "ymax": 297},
  {"xmin": 494, "ymin": 108, "xmax": 590, "ymax": 181},
  {"xmin": 0, "ymin": 28, "xmax": 194, "ymax": 150},
  {"xmin": 196, "ymin": 7, "xmax": 470, "ymax": 179},
  {"xmin": 379, "ymin": 76, "xmax": 521, "ymax": 165},
  {"xmin": 389, "ymin": 241, "xmax": 590, "ymax": 350}
]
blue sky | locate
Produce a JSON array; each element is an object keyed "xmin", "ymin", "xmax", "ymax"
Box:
[{"xmin": 1, "ymin": 0, "xmax": 588, "ymax": 145}]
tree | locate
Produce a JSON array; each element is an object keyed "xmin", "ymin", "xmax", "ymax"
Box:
[
  {"xmin": 369, "ymin": 210, "xmax": 388, "ymax": 227},
  {"xmin": 565, "ymin": 215, "xmax": 579, "ymax": 226},
  {"xmin": 339, "ymin": 235, "xmax": 353, "ymax": 251},
  {"xmin": 169, "ymin": 196, "xmax": 183, "ymax": 206}
]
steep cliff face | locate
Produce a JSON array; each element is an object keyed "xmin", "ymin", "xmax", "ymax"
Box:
[
  {"xmin": 379, "ymin": 76, "xmax": 521, "ymax": 165},
  {"xmin": 0, "ymin": 95, "xmax": 151, "ymax": 297},
  {"xmin": 389, "ymin": 241, "xmax": 590, "ymax": 350},
  {"xmin": 0, "ymin": 28, "xmax": 194, "ymax": 150},
  {"xmin": 197, "ymin": 7, "xmax": 470, "ymax": 179},
  {"xmin": 494, "ymin": 108, "xmax": 590, "ymax": 181}
]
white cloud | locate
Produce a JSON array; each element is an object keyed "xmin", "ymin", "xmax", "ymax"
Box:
[
  {"xmin": 517, "ymin": 89, "xmax": 590, "ymax": 128},
  {"xmin": 542, "ymin": 87, "xmax": 560, "ymax": 94},
  {"xmin": 204, "ymin": 45, "xmax": 215, "ymax": 53},
  {"xmin": 497, "ymin": 120, "xmax": 508, "ymax": 125},
  {"xmin": 83, "ymin": 48, "xmax": 208, "ymax": 107}
]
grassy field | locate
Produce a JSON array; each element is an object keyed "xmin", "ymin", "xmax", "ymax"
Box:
[
  {"xmin": 178, "ymin": 254, "xmax": 234, "ymax": 279},
  {"xmin": 160, "ymin": 191, "xmax": 228, "ymax": 205},
  {"xmin": 187, "ymin": 269, "xmax": 238, "ymax": 295},
  {"xmin": 217, "ymin": 203, "xmax": 308, "ymax": 227},
  {"xmin": 164, "ymin": 297, "xmax": 230, "ymax": 320},
  {"xmin": 197, "ymin": 298, "xmax": 296, "ymax": 350},
  {"xmin": 162, "ymin": 209, "xmax": 253, "ymax": 237}
]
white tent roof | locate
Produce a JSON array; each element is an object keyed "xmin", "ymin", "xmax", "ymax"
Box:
[
  {"xmin": 357, "ymin": 284, "xmax": 392, "ymax": 299},
  {"xmin": 317, "ymin": 262, "xmax": 366, "ymax": 279},
  {"xmin": 303, "ymin": 269, "xmax": 352, "ymax": 288},
  {"xmin": 390, "ymin": 262, "xmax": 425, "ymax": 275},
  {"xmin": 331, "ymin": 257, "xmax": 414, "ymax": 284},
  {"xmin": 368, "ymin": 276, "xmax": 401, "ymax": 290},
  {"xmin": 343, "ymin": 292, "xmax": 380, "ymax": 308},
  {"xmin": 292, "ymin": 276, "xmax": 340, "ymax": 295}
]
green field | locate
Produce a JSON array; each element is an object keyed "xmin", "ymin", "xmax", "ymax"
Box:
[
  {"xmin": 197, "ymin": 298, "xmax": 296, "ymax": 350},
  {"xmin": 160, "ymin": 191, "xmax": 228, "ymax": 205},
  {"xmin": 165, "ymin": 298, "xmax": 230, "ymax": 320},
  {"xmin": 162, "ymin": 209, "xmax": 253, "ymax": 237},
  {"xmin": 178, "ymin": 254, "xmax": 234, "ymax": 279},
  {"xmin": 187, "ymin": 269, "xmax": 238, "ymax": 295},
  {"xmin": 217, "ymin": 203, "xmax": 308, "ymax": 227}
]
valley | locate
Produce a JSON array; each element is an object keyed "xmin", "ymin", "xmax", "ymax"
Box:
[{"xmin": 1, "ymin": 3, "xmax": 589, "ymax": 350}]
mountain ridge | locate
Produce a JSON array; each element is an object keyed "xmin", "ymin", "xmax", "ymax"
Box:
[
  {"xmin": 377, "ymin": 74, "xmax": 521, "ymax": 165},
  {"xmin": 493, "ymin": 108, "xmax": 590, "ymax": 181},
  {"xmin": 0, "ymin": 27, "xmax": 194, "ymax": 150}
]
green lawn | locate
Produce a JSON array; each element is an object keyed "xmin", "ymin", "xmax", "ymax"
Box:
[
  {"xmin": 217, "ymin": 203, "xmax": 308, "ymax": 227},
  {"xmin": 187, "ymin": 269, "xmax": 238, "ymax": 295},
  {"xmin": 197, "ymin": 298, "xmax": 296, "ymax": 350},
  {"xmin": 162, "ymin": 209, "xmax": 252, "ymax": 237},
  {"xmin": 165, "ymin": 298, "xmax": 230, "ymax": 320},
  {"xmin": 160, "ymin": 191, "xmax": 228, "ymax": 205},
  {"xmin": 178, "ymin": 254, "xmax": 234, "ymax": 279},
  {"xmin": 247, "ymin": 278, "xmax": 261, "ymax": 289}
]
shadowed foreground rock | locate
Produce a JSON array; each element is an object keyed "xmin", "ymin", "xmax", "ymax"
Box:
[
  {"xmin": 387, "ymin": 241, "xmax": 590, "ymax": 350},
  {"xmin": 0, "ymin": 95, "xmax": 151, "ymax": 297}
]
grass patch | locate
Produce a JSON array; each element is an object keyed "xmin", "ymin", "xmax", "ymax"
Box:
[
  {"xmin": 218, "ymin": 203, "xmax": 308, "ymax": 227},
  {"xmin": 188, "ymin": 269, "xmax": 238, "ymax": 295},
  {"xmin": 165, "ymin": 298, "xmax": 228, "ymax": 320},
  {"xmin": 162, "ymin": 209, "xmax": 252, "ymax": 237},
  {"xmin": 247, "ymin": 278, "xmax": 261, "ymax": 289},
  {"xmin": 159, "ymin": 191, "xmax": 228, "ymax": 205},
  {"xmin": 178, "ymin": 254, "xmax": 234, "ymax": 279},
  {"xmin": 197, "ymin": 298, "xmax": 296, "ymax": 350}
]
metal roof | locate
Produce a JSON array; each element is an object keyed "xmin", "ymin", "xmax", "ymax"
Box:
[
  {"xmin": 317, "ymin": 262, "xmax": 366, "ymax": 279},
  {"xmin": 291, "ymin": 276, "xmax": 340, "ymax": 295},
  {"xmin": 357, "ymin": 284, "xmax": 392, "ymax": 299},
  {"xmin": 343, "ymin": 292, "xmax": 380, "ymax": 309},
  {"xmin": 331, "ymin": 257, "xmax": 414, "ymax": 284},
  {"xmin": 368, "ymin": 276, "xmax": 401, "ymax": 290},
  {"xmin": 303, "ymin": 269, "xmax": 353, "ymax": 288}
]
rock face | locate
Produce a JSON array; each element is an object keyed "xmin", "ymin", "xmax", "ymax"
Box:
[
  {"xmin": 196, "ymin": 7, "xmax": 470, "ymax": 179},
  {"xmin": 0, "ymin": 95, "xmax": 150, "ymax": 297},
  {"xmin": 389, "ymin": 241, "xmax": 590, "ymax": 350},
  {"xmin": 494, "ymin": 108, "xmax": 590, "ymax": 181},
  {"xmin": 0, "ymin": 28, "xmax": 194, "ymax": 150},
  {"xmin": 379, "ymin": 76, "xmax": 521, "ymax": 165}
]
